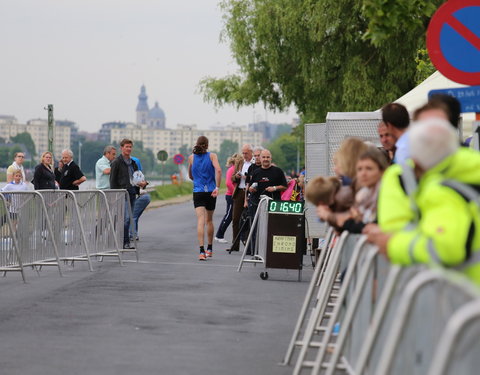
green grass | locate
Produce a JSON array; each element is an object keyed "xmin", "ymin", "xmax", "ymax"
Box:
[
  {"xmin": 149, "ymin": 180, "xmax": 227, "ymax": 201},
  {"xmin": 150, "ymin": 182, "xmax": 193, "ymax": 201}
]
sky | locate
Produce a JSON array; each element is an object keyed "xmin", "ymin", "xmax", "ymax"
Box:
[{"xmin": 0, "ymin": 0, "xmax": 295, "ymax": 133}]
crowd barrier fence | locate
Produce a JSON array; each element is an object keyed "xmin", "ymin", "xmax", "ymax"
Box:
[
  {"xmin": 285, "ymin": 228, "xmax": 480, "ymax": 375},
  {"xmin": 0, "ymin": 189, "xmax": 134, "ymax": 281},
  {"xmin": 103, "ymin": 189, "xmax": 138, "ymax": 262},
  {"xmin": 0, "ymin": 193, "xmax": 25, "ymax": 281}
]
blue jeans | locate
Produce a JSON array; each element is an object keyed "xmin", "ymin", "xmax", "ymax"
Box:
[
  {"xmin": 131, "ymin": 193, "xmax": 151, "ymax": 237},
  {"xmin": 124, "ymin": 190, "xmax": 137, "ymax": 245},
  {"xmin": 215, "ymin": 195, "xmax": 233, "ymax": 239}
]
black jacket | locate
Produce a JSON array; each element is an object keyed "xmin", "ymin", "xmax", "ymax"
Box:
[
  {"xmin": 110, "ymin": 155, "xmax": 139, "ymax": 191},
  {"xmin": 33, "ymin": 163, "xmax": 56, "ymax": 190}
]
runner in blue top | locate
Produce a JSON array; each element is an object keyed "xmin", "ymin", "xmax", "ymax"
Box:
[{"xmin": 188, "ymin": 136, "xmax": 222, "ymax": 260}]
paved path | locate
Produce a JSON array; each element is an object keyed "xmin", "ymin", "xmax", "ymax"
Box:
[{"xmin": 0, "ymin": 195, "xmax": 313, "ymax": 375}]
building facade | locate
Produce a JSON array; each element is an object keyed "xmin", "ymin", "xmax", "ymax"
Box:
[
  {"xmin": 0, "ymin": 116, "xmax": 71, "ymax": 158},
  {"xmin": 110, "ymin": 124, "xmax": 262, "ymax": 157}
]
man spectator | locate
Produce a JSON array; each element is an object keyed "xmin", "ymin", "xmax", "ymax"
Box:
[
  {"xmin": 56, "ymin": 149, "xmax": 86, "ymax": 190},
  {"xmin": 246, "ymin": 149, "xmax": 288, "ymax": 255},
  {"xmin": 382, "ymin": 103, "xmax": 410, "ymax": 164},
  {"xmin": 244, "ymin": 146, "xmax": 263, "ymax": 208},
  {"xmin": 228, "ymin": 144, "xmax": 253, "ymax": 252},
  {"xmin": 365, "ymin": 118, "xmax": 480, "ymax": 285},
  {"xmin": 377, "ymin": 121, "xmax": 396, "ymax": 162},
  {"xmin": 110, "ymin": 139, "xmax": 147, "ymax": 249},
  {"xmin": 95, "ymin": 145, "xmax": 116, "ymax": 189},
  {"xmin": 6, "ymin": 152, "xmax": 27, "ymax": 183}
]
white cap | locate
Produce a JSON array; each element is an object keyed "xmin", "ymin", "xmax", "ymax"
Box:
[{"xmin": 409, "ymin": 118, "xmax": 458, "ymax": 170}]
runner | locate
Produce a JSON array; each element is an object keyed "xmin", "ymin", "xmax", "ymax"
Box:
[{"xmin": 188, "ymin": 136, "xmax": 222, "ymax": 260}]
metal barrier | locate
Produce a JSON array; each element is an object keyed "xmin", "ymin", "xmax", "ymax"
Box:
[
  {"xmin": 102, "ymin": 189, "xmax": 138, "ymax": 262},
  {"xmin": 428, "ymin": 299, "xmax": 480, "ymax": 375},
  {"xmin": 237, "ymin": 196, "xmax": 271, "ymax": 271},
  {"xmin": 0, "ymin": 193, "xmax": 25, "ymax": 281},
  {"xmin": 286, "ymin": 225, "xmax": 480, "ymax": 375},
  {"xmin": 1, "ymin": 191, "xmax": 62, "ymax": 276},
  {"xmin": 73, "ymin": 190, "xmax": 123, "ymax": 265},
  {"xmin": 375, "ymin": 269, "xmax": 480, "ymax": 375},
  {"xmin": 39, "ymin": 190, "xmax": 94, "ymax": 271},
  {"xmin": 281, "ymin": 228, "xmax": 335, "ymax": 366},
  {"xmin": 292, "ymin": 232, "xmax": 360, "ymax": 374}
]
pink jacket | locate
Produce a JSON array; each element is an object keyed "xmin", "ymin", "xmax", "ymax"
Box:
[{"xmin": 226, "ymin": 165, "xmax": 236, "ymax": 196}]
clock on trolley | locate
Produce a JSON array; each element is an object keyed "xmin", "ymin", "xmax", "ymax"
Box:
[{"xmin": 261, "ymin": 200, "xmax": 306, "ymax": 280}]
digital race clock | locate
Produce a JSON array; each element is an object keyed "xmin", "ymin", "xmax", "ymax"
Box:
[{"xmin": 268, "ymin": 200, "xmax": 304, "ymax": 214}]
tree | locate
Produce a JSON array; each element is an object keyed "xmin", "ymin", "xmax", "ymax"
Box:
[
  {"xmin": 179, "ymin": 144, "xmax": 190, "ymax": 158},
  {"xmin": 10, "ymin": 132, "xmax": 36, "ymax": 158},
  {"xmin": 200, "ymin": 0, "xmax": 443, "ymax": 125},
  {"xmin": 268, "ymin": 133, "xmax": 303, "ymax": 173},
  {"xmin": 218, "ymin": 140, "xmax": 239, "ymax": 169},
  {"xmin": 79, "ymin": 141, "xmax": 105, "ymax": 175}
]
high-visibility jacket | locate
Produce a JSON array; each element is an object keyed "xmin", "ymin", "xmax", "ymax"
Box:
[{"xmin": 386, "ymin": 148, "xmax": 480, "ymax": 285}]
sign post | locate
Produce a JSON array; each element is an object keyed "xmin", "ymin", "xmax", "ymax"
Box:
[
  {"xmin": 157, "ymin": 150, "xmax": 168, "ymax": 183},
  {"xmin": 173, "ymin": 153, "xmax": 185, "ymax": 183}
]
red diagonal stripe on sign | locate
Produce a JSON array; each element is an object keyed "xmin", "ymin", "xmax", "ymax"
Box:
[{"xmin": 447, "ymin": 14, "xmax": 480, "ymax": 51}]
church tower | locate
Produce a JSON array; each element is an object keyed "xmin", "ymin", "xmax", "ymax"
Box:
[{"xmin": 136, "ymin": 85, "xmax": 149, "ymax": 125}]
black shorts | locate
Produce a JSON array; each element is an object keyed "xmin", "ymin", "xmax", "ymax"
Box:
[{"xmin": 193, "ymin": 192, "xmax": 217, "ymax": 211}]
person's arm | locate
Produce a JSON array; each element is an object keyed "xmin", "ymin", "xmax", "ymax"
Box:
[
  {"xmin": 225, "ymin": 167, "xmax": 235, "ymax": 193},
  {"xmin": 6, "ymin": 166, "xmax": 14, "ymax": 183},
  {"xmin": 72, "ymin": 164, "xmax": 86, "ymax": 186},
  {"xmin": 210, "ymin": 153, "xmax": 222, "ymax": 198},
  {"xmin": 33, "ymin": 166, "xmax": 41, "ymax": 190},
  {"xmin": 387, "ymin": 185, "xmax": 470, "ymax": 266},
  {"xmin": 103, "ymin": 167, "xmax": 111, "ymax": 175},
  {"xmin": 265, "ymin": 169, "xmax": 288, "ymax": 193},
  {"xmin": 188, "ymin": 155, "xmax": 194, "ymax": 180},
  {"xmin": 109, "ymin": 159, "xmax": 119, "ymax": 189}
]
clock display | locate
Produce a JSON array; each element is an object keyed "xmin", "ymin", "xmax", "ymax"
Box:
[{"xmin": 268, "ymin": 200, "xmax": 304, "ymax": 214}]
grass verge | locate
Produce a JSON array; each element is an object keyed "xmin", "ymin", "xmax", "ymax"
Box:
[{"xmin": 150, "ymin": 182, "xmax": 193, "ymax": 201}]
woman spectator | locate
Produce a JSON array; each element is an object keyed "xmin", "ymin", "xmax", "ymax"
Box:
[
  {"xmin": 32, "ymin": 151, "xmax": 57, "ymax": 190},
  {"xmin": 215, "ymin": 153, "xmax": 241, "ymax": 243},
  {"xmin": 319, "ymin": 147, "xmax": 388, "ymax": 233}
]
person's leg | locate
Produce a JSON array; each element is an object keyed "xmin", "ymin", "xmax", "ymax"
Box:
[
  {"xmin": 132, "ymin": 193, "xmax": 151, "ymax": 238},
  {"xmin": 230, "ymin": 190, "xmax": 245, "ymax": 251},
  {"xmin": 124, "ymin": 191, "xmax": 136, "ymax": 247},
  {"xmin": 206, "ymin": 209, "xmax": 214, "ymax": 246},
  {"xmin": 195, "ymin": 207, "xmax": 206, "ymax": 246},
  {"xmin": 215, "ymin": 195, "xmax": 233, "ymax": 240}
]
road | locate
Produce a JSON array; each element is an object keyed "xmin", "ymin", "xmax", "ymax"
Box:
[{"xmin": 0, "ymin": 195, "xmax": 313, "ymax": 375}]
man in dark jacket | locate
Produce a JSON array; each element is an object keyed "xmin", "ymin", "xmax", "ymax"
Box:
[
  {"xmin": 110, "ymin": 139, "xmax": 146, "ymax": 249},
  {"xmin": 56, "ymin": 149, "xmax": 86, "ymax": 190}
]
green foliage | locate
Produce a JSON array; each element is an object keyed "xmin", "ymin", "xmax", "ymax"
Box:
[
  {"xmin": 217, "ymin": 139, "xmax": 239, "ymax": 169},
  {"xmin": 79, "ymin": 141, "xmax": 106, "ymax": 175},
  {"xmin": 178, "ymin": 144, "xmax": 190, "ymax": 158},
  {"xmin": 200, "ymin": 0, "xmax": 440, "ymax": 125},
  {"xmin": 362, "ymin": 0, "xmax": 445, "ymax": 46},
  {"xmin": 268, "ymin": 133, "xmax": 303, "ymax": 173},
  {"xmin": 10, "ymin": 132, "xmax": 36, "ymax": 157},
  {"xmin": 149, "ymin": 182, "xmax": 193, "ymax": 201},
  {"xmin": 415, "ymin": 48, "xmax": 436, "ymax": 85}
]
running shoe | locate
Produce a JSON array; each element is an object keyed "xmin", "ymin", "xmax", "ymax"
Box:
[
  {"xmin": 199, "ymin": 252, "xmax": 207, "ymax": 261},
  {"xmin": 206, "ymin": 250, "xmax": 213, "ymax": 258},
  {"xmin": 214, "ymin": 237, "xmax": 228, "ymax": 244}
]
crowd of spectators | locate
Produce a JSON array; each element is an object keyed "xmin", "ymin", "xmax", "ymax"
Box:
[{"xmin": 306, "ymin": 94, "xmax": 480, "ymax": 285}]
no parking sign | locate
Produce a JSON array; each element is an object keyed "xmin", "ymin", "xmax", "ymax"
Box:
[{"xmin": 427, "ymin": 0, "xmax": 480, "ymax": 85}]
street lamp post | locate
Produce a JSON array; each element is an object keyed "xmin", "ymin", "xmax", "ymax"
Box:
[{"xmin": 78, "ymin": 141, "xmax": 82, "ymax": 170}]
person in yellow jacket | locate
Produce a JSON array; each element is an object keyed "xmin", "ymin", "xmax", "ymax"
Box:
[{"xmin": 366, "ymin": 118, "xmax": 480, "ymax": 285}]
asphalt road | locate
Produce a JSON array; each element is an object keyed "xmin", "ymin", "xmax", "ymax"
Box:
[{"xmin": 0, "ymin": 195, "xmax": 313, "ymax": 375}]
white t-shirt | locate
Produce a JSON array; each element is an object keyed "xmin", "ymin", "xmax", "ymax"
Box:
[{"xmin": 1, "ymin": 182, "xmax": 29, "ymax": 213}]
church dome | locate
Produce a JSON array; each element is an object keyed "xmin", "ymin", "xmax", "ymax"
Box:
[{"xmin": 148, "ymin": 102, "xmax": 165, "ymax": 119}]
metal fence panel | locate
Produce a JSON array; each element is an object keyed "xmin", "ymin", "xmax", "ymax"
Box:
[
  {"xmin": 2, "ymin": 191, "xmax": 61, "ymax": 275},
  {"xmin": 0, "ymin": 193, "xmax": 25, "ymax": 280},
  {"xmin": 73, "ymin": 190, "xmax": 123, "ymax": 264},
  {"xmin": 39, "ymin": 190, "xmax": 94, "ymax": 271}
]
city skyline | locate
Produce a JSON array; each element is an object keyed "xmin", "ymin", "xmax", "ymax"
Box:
[{"xmin": 1, "ymin": 0, "xmax": 295, "ymax": 133}]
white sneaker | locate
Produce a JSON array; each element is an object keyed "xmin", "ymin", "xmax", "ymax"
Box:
[{"xmin": 215, "ymin": 237, "xmax": 228, "ymax": 244}]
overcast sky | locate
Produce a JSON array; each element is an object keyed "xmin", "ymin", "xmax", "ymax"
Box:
[{"xmin": 1, "ymin": 0, "xmax": 294, "ymax": 132}]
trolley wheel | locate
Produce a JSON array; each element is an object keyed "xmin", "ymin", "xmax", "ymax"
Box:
[{"xmin": 260, "ymin": 272, "xmax": 269, "ymax": 280}]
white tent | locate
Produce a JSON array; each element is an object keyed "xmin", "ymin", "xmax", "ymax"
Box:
[{"xmin": 395, "ymin": 71, "xmax": 474, "ymax": 135}]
